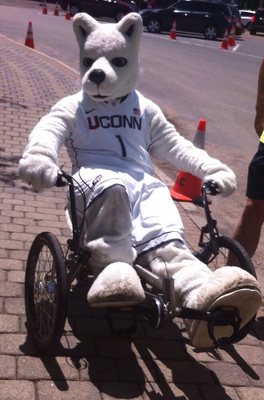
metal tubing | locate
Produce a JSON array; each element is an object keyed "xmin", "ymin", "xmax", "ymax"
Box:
[{"xmin": 133, "ymin": 264, "xmax": 163, "ymax": 291}]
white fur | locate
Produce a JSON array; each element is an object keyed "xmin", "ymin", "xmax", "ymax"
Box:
[
  {"xmin": 203, "ymin": 165, "xmax": 237, "ymax": 197},
  {"xmin": 73, "ymin": 12, "xmax": 143, "ymax": 101},
  {"xmin": 18, "ymin": 154, "xmax": 59, "ymax": 191},
  {"xmin": 182, "ymin": 268, "xmax": 262, "ymax": 347},
  {"xmin": 86, "ymin": 237, "xmax": 137, "ymax": 276},
  {"xmin": 144, "ymin": 241, "xmax": 262, "ymax": 347},
  {"xmin": 88, "ymin": 262, "xmax": 145, "ymax": 307}
]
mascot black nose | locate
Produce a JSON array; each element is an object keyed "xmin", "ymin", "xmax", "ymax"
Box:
[{"xmin": 89, "ymin": 69, "xmax": 106, "ymax": 85}]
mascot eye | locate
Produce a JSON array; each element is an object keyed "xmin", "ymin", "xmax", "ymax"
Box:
[
  {"xmin": 111, "ymin": 57, "xmax": 127, "ymax": 67},
  {"xmin": 83, "ymin": 57, "xmax": 94, "ymax": 68}
]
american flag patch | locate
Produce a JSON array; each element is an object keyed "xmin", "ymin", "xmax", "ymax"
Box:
[{"xmin": 133, "ymin": 107, "xmax": 140, "ymax": 115}]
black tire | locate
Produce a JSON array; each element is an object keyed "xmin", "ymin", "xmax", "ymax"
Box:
[
  {"xmin": 196, "ymin": 235, "xmax": 256, "ymax": 277},
  {"xmin": 204, "ymin": 25, "xmax": 218, "ymax": 40},
  {"xmin": 195, "ymin": 235, "xmax": 257, "ymax": 343},
  {"xmin": 147, "ymin": 18, "xmax": 161, "ymax": 33},
  {"xmin": 25, "ymin": 232, "xmax": 68, "ymax": 352}
]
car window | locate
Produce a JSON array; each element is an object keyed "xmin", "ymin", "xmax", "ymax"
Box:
[
  {"xmin": 241, "ymin": 11, "xmax": 255, "ymax": 17},
  {"xmin": 228, "ymin": 6, "xmax": 240, "ymax": 17},
  {"xmin": 170, "ymin": 1, "xmax": 192, "ymax": 11},
  {"xmin": 211, "ymin": 3, "xmax": 231, "ymax": 15},
  {"xmin": 256, "ymin": 10, "xmax": 264, "ymax": 17},
  {"xmin": 168, "ymin": 0, "xmax": 231, "ymax": 15},
  {"xmin": 190, "ymin": 2, "xmax": 209, "ymax": 12}
]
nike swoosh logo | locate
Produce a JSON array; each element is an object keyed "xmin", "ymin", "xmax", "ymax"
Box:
[{"xmin": 85, "ymin": 109, "xmax": 96, "ymax": 114}]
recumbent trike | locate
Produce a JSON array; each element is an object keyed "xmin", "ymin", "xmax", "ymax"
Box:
[{"xmin": 24, "ymin": 170, "xmax": 257, "ymax": 353}]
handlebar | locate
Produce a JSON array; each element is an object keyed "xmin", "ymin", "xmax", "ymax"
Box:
[
  {"xmin": 55, "ymin": 170, "xmax": 72, "ymax": 187},
  {"xmin": 202, "ymin": 180, "xmax": 220, "ymax": 196},
  {"xmin": 56, "ymin": 171, "xmax": 220, "ymax": 199}
]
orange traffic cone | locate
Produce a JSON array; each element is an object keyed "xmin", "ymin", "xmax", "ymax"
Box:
[
  {"xmin": 54, "ymin": 2, "xmax": 60, "ymax": 16},
  {"xmin": 42, "ymin": 0, "xmax": 48, "ymax": 15},
  {"xmin": 65, "ymin": 4, "xmax": 71, "ymax": 20},
  {"xmin": 170, "ymin": 119, "xmax": 208, "ymax": 203},
  {"xmin": 228, "ymin": 23, "xmax": 236, "ymax": 47},
  {"xmin": 169, "ymin": 19, "xmax": 177, "ymax": 40},
  {"xmin": 25, "ymin": 21, "xmax": 34, "ymax": 49},
  {"xmin": 220, "ymin": 27, "xmax": 229, "ymax": 49},
  {"xmin": 192, "ymin": 119, "xmax": 206, "ymax": 149}
]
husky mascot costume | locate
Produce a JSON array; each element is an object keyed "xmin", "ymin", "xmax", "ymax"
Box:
[{"xmin": 18, "ymin": 12, "xmax": 262, "ymax": 347}]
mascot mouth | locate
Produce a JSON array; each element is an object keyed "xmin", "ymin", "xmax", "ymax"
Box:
[{"xmin": 92, "ymin": 94, "xmax": 108, "ymax": 99}]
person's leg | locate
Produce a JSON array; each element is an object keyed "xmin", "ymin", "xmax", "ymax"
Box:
[
  {"xmin": 231, "ymin": 198, "xmax": 264, "ymax": 258},
  {"xmin": 229, "ymin": 142, "xmax": 264, "ymax": 263}
]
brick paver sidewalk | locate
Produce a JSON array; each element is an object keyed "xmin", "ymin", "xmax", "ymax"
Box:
[{"xmin": 0, "ymin": 35, "xmax": 263, "ymax": 400}]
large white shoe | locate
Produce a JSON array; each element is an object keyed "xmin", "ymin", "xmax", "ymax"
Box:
[
  {"xmin": 183, "ymin": 267, "xmax": 262, "ymax": 348},
  {"xmin": 87, "ymin": 262, "xmax": 145, "ymax": 307}
]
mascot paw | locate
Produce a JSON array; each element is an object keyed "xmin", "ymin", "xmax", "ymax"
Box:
[
  {"xmin": 203, "ymin": 168, "xmax": 236, "ymax": 197},
  {"xmin": 18, "ymin": 155, "xmax": 59, "ymax": 191},
  {"xmin": 87, "ymin": 262, "xmax": 145, "ymax": 307},
  {"xmin": 185, "ymin": 267, "xmax": 262, "ymax": 348}
]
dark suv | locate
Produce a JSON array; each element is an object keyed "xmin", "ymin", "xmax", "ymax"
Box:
[
  {"xmin": 249, "ymin": 8, "xmax": 264, "ymax": 35},
  {"xmin": 146, "ymin": 0, "xmax": 178, "ymax": 9},
  {"xmin": 60, "ymin": 0, "xmax": 138, "ymax": 21},
  {"xmin": 140, "ymin": 0, "xmax": 233, "ymax": 40}
]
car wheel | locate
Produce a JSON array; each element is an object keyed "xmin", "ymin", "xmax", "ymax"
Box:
[
  {"xmin": 115, "ymin": 10, "xmax": 126, "ymax": 22},
  {"xmin": 147, "ymin": 18, "xmax": 161, "ymax": 33},
  {"xmin": 70, "ymin": 5, "xmax": 80, "ymax": 16},
  {"xmin": 204, "ymin": 25, "xmax": 218, "ymax": 40}
]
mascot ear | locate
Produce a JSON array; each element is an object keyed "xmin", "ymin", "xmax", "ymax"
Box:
[
  {"xmin": 73, "ymin": 13, "xmax": 99, "ymax": 47},
  {"xmin": 116, "ymin": 12, "xmax": 143, "ymax": 39}
]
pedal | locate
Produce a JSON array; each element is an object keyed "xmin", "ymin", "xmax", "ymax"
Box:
[{"xmin": 207, "ymin": 306, "xmax": 241, "ymax": 346}]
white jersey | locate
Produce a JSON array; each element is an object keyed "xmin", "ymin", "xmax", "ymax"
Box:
[
  {"xmin": 24, "ymin": 89, "xmax": 227, "ymax": 252},
  {"xmin": 65, "ymin": 90, "xmax": 154, "ymax": 175}
]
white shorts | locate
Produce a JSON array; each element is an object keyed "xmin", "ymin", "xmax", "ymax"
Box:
[{"xmin": 71, "ymin": 167, "xmax": 185, "ymax": 254}]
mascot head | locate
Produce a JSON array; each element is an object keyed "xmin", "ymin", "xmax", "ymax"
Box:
[{"xmin": 73, "ymin": 12, "xmax": 143, "ymax": 102}]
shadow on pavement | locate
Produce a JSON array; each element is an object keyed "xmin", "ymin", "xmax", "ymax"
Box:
[{"xmin": 19, "ymin": 278, "xmax": 244, "ymax": 400}]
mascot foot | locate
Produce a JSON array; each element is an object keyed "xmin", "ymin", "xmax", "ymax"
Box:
[
  {"xmin": 184, "ymin": 267, "xmax": 262, "ymax": 348},
  {"xmin": 87, "ymin": 262, "xmax": 145, "ymax": 307}
]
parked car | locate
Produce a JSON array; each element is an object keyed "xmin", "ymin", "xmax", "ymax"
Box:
[
  {"xmin": 228, "ymin": 5, "xmax": 244, "ymax": 35},
  {"xmin": 146, "ymin": 0, "xmax": 179, "ymax": 9},
  {"xmin": 59, "ymin": 0, "xmax": 139, "ymax": 20},
  {"xmin": 249, "ymin": 8, "xmax": 264, "ymax": 35},
  {"xmin": 140, "ymin": 0, "xmax": 233, "ymax": 40},
  {"xmin": 239, "ymin": 9, "xmax": 255, "ymax": 29}
]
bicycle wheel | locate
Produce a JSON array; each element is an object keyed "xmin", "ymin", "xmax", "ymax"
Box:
[
  {"xmin": 25, "ymin": 232, "xmax": 68, "ymax": 352},
  {"xmin": 195, "ymin": 235, "xmax": 257, "ymax": 343},
  {"xmin": 196, "ymin": 235, "xmax": 256, "ymax": 278}
]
